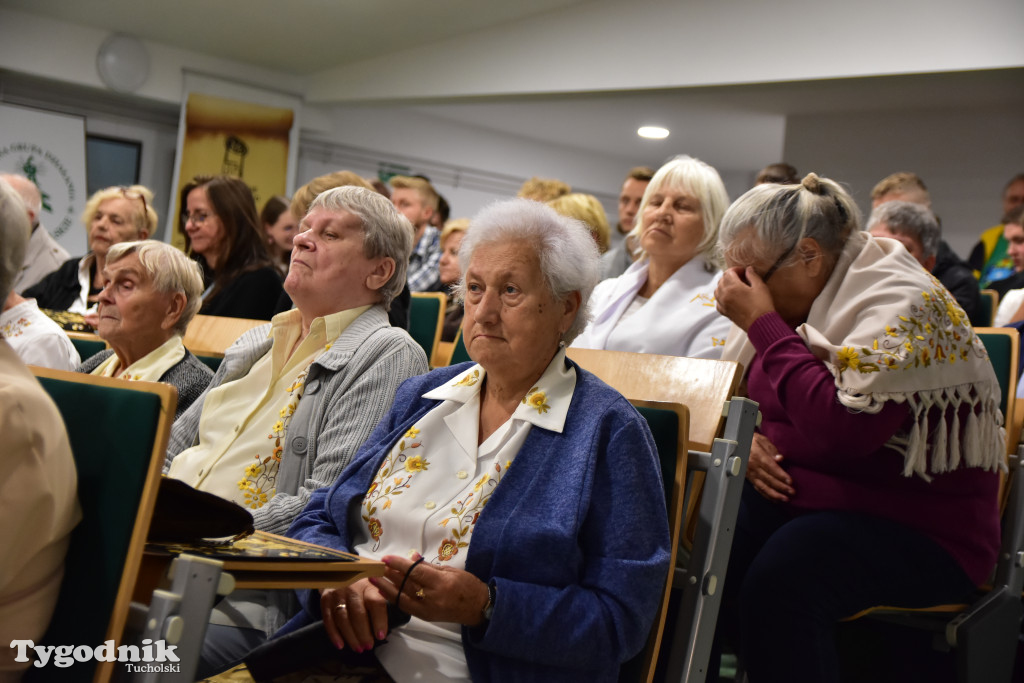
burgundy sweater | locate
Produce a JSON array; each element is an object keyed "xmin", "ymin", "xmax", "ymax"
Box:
[{"xmin": 747, "ymin": 311, "xmax": 1001, "ymax": 585}]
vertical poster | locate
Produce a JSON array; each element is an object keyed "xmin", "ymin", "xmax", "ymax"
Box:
[
  {"xmin": 170, "ymin": 93, "xmax": 294, "ymax": 250},
  {"xmin": 0, "ymin": 104, "xmax": 88, "ymax": 255}
]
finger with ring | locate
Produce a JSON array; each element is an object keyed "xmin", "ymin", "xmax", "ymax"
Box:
[{"xmin": 415, "ymin": 588, "xmax": 425, "ymax": 600}]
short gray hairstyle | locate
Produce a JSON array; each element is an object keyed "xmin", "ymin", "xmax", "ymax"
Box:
[
  {"xmin": 307, "ymin": 185, "xmax": 414, "ymax": 310},
  {"xmin": 457, "ymin": 198, "xmax": 600, "ymax": 344},
  {"xmin": 630, "ymin": 155, "xmax": 731, "ymax": 270},
  {"xmin": 719, "ymin": 173, "xmax": 861, "ymax": 269},
  {"xmin": 866, "ymin": 201, "xmax": 941, "ymax": 259},
  {"xmin": 106, "ymin": 240, "xmax": 205, "ymax": 336},
  {"xmin": 0, "ymin": 179, "xmax": 30, "ymax": 300}
]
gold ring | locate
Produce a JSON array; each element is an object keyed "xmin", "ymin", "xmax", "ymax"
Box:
[
  {"xmin": 335, "ymin": 603, "xmax": 347, "ymax": 610},
  {"xmin": 415, "ymin": 588, "xmax": 425, "ymax": 599}
]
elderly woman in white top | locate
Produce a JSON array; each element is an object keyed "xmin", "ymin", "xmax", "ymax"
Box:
[
  {"xmin": 267, "ymin": 198, "xmax": 671, "ymax": 683},
  {"xmin": 77, "ymin": 240, "xmax": 212, "ymax": 419},
  {"xmin": 573, "ymin": 155, "xmax": 732, "ymax": 358}
]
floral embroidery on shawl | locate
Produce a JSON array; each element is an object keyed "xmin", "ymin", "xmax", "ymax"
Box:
[
  {"xmin": 0, "ymin": 317, "xmax": 30, "ymax": 339},
  {"xmin": 834, "ymin": 282, "xmax": 981, "ymax": 379},
  {"xmin": 522, "ymin": 387, "xmax": 551, "ymax": 414}
]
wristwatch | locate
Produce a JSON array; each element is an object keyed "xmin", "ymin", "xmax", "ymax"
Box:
[{"xmin": 482, "ymin": 581, "xmax": 496, "ymax": 621}]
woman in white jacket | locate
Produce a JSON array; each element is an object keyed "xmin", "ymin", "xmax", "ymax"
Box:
[{"xmin": 573, "ymin": 155, "xmax": 732, "ymax": 359}]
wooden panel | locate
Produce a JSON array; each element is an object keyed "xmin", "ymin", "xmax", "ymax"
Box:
[
  {"xmin": 183, "ymin": 314, "xmax": 267, "ymax": 358},
  {"xmin": 566, "ymin": 347, "xmax": 741, "ymax": 453}
]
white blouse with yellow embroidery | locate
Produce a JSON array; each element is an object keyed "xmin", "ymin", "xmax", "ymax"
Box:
[
  {"xmin": 167, "ymin": 306, "xmax": 368, "ymax": 509},
  {"xmin": 91, "ymin": 334, "xmax": 186, "ymax": 381},
  {"xmin": 355, "ymin": 348, "xmax": 577, "ymax": 683}
]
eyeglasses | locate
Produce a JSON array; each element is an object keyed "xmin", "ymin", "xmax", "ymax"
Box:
[
  {"xmin": 118, "ymin": 186, "xmax": 148, "ymax": 217},
  {"xmin": 760, "ymin": 241, "xmax": 797, "ymax": 283},
  {"xmin": 182, "ymin": 211, "xmax": 210, "ymax": 226}
]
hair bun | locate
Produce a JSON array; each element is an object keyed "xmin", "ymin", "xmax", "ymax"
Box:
[{"xmin": 801, "ymin": 173, "xmax": 822, "ymax": 193}]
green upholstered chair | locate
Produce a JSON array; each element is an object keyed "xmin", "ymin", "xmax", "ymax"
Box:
[
  {"xmin": 28, "ymin": 368, "xmax": 176, "ymax": 683},
  {"xmin": 66, "ymin": 331, "xmax": 107, "ymax": 361},
  {"xmin": 409, "ymin": 292, "xmax": 446, "ymax": 365},
  {"xmin": 449, "ymin": 326, "xmax": 471, "ymax": 365},
  {"xmin": 979, "ymin": 289, "xmax": 999, "ymax": 327}
]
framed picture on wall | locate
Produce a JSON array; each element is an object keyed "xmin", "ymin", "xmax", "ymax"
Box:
[{"xmin": 86, "ymin": 134, "xmax": 141, "ymax": 196}]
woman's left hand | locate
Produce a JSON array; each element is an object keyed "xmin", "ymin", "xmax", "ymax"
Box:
[
  {"xmin": 715, "ymin": 266, "xmax": 776, "ymax": 331},
  {"xmin": 371, "ymin": 554, "xmax": 490, "ymax": 627}
]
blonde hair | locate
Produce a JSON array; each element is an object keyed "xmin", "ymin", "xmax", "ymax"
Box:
[
  {"xmin": 547, "ymin": 193, "xmax": 611, "ymax": 253},
  {"xmin": 106, "ymin": 240, "xmax": 204, "ymax": 336},
  {"xmin": 440, "ymin": 217, "xmax": 470, "ymax": 245},
  {"xmin": 870, "ymin": 172, "xmax": 930, "ymax": 205},
  {"xmin": 517, "ymin": 177, "xmax": 571, "ymax": 203},
  {"xmin": 389, "ymin": 176, "xmax": 440, "ymax": 212},
  {"xmin": 291, "ymin": 171, "xmax": 374, "ymax": 219},
  {"xmin": 81, "ymin": 185, "xmax": 158, "ymax": 237}
]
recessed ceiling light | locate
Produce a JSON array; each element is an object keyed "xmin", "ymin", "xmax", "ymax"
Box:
[{"xmin": 637, "ymin": 126, "xmax": 669, "ymax": 139}]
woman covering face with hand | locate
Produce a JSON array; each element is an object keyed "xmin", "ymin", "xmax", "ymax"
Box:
[
  {"xmin": 710, "ymin": 174, "xmax": 1003, "ymax": 683},
  {"xmin": 264, "ymin": 199, "xmax": 670, "ymax": 683}
]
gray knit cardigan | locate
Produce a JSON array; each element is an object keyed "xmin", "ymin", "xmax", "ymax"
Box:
[
  {"xmin": 77, "ymin": 347, "xmax": 214, "ymax": 420},
  {"xmin": 164, "ymin": 305, "xmax": 429, "ymax": 535}
]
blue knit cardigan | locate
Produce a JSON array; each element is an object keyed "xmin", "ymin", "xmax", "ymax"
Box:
[{"xmin": 283, "ymin": 359, "xmax": 671, "ymax": 682}]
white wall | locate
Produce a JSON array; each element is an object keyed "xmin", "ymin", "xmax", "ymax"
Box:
[{"xmin": 784, "ymin": 107, "xmax": 1024, "ymax": 260}]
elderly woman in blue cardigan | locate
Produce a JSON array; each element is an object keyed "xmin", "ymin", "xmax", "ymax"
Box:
[{"xmin": 276, "ymin": 198, "xmax": 671, "ymax": 682}]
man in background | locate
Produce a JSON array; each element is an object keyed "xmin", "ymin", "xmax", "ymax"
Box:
[
  {"xmin": 601, "ymin": 166, "xmax": 653, "ymax": 279},
  {"xmin": 871, "ymin": 172, "xmax": 982, "ymax": 325},
  {"xmin": 968, "ymin": 173, "xmax": 1024, "ymax": 288},
  {"xmin": 390, "ymin": 175, "xmax": 442, "ymax": 292},
  {"xmin": 1, "ymin": 173, "xmax": 69, "ymax": 292}
]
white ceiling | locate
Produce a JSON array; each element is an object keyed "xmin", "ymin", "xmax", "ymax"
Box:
[
  {"xmin": 1, "ymin": 0, "xmax": 1022, "ymax": 175},
  {"xmin": 0, "ymin": 0, "xmax": 593, "ymax": 74}
]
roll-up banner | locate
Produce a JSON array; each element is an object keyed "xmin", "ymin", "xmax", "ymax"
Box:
[{"xmin": 0, "ymin": 104, "xmax": 88, "ymax": 255}]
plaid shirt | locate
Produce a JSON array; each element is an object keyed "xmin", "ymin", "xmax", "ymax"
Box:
[{"xmin": 407, "ymin": 226, "xmax": 442, "ymax": 292}]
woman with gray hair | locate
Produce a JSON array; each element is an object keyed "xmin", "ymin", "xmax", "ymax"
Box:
[
  {"xmin": 573, "ymin": 154, "xmax": 732, "ymax": 359},
  {"xmin": 711, "ymin": 173, "xmax": 1002, "ymax": 682},
  {"xmin": 78, "ymin": 240, "xmax": 213, "ymax": 419},
  {"xmin": 258, "ymin": 198, "xmax": 670, "ymax": 683}
]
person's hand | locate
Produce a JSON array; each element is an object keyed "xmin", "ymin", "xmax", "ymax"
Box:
[
  {"xmin": 715, "ymin": 266, "xmax": 776, "ymax": 331},
  {"xmin": 319, "ymin": 577, "xmax": 391, "ymax": 653},
  {"xmin": 82, "ymin": 311, "xmax": 100, "ymax": 329},
  {"xmin": 371, "ymin": 554, "xmax": 490, "ymax": 627},
  {"xmin": 747, "ymin": 432, "xmax": 795, "ymax": 502}
]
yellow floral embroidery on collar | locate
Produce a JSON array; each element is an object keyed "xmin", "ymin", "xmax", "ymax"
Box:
[
  {"xmin": 835, "ymin": 280, "xmax": 979, "ymax": 378},
  {"xmin": 522, "ymin": 386, "xmax": 551, "ymax": 414},
  {"xmin": 453, "ymin": 368, "xmax": 480, "ymax": 387},
  {"xmin": 361, "ymin": 424, "xmax": 428, "ymax": 551}
]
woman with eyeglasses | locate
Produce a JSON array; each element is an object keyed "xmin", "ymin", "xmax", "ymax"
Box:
[
  {"xmin": 23, "ymin": 185, "xmax": 157, "ymax": 316},
  {"xmin": 710, "ymin": 174, "xmax": 1003, "ymax": 683},
  {"xmin": 181, "ymin": 175, "xmax": 283, "ymax": 320},
  {"xmin": 571, "ymin": 155, "xmax": 732, "ymax": 359}
]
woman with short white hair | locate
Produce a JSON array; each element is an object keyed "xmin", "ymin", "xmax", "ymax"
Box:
[
  {"xmin": 78, "ymin": 240, "xmax": 212, "ymax": 419},
  {"xmin": 572, "ymin": 154, "xmax": 732, "ymax": 358}
]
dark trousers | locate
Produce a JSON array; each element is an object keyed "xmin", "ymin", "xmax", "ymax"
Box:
[{"xmin": 712, "ymin": 483, "xmax": 975, "ymax": 683}]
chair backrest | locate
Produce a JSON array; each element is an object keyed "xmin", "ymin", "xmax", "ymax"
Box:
[
  {"xmin": 618, "ymin": 401, "xmax": 689, "ymax": 683},
  {"xmin": 408, "ymin": 292, "xmax": 446, "ymax": 365},
  {"xmin": 449, "ymin": 326, "xmax": 471, "ymax": 365},
  {"xmin": 66, "ymin": 330, "xmax": 108, "ymax": 361},
  {"xmin": 975, "ymin": 327, "xmax": 1020, "ymax": 442},
  {"xmin": 182, "ymin": 314, "xmax": 266, "ymax": 358},
  {"xmin": 979, "ymin": 289, "xmax": 999, "ymax": 327},
  {"xmin": 566, "ymin": 347, "xmax": 741, "ymax": 454},
  {"xmin": 28, "ymin": 367, "xmax": 176, "ymax": 683}
]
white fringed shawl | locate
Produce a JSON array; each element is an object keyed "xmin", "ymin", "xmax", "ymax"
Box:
[{"xmin": 722, "ymin": 231, "xmax": 1005, "ymax": 477}]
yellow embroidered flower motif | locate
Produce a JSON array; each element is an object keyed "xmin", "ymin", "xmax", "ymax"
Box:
[
  {"xmin": 405, "ymin": 455, "xmax": 428, "ymax": 473},
  {"xmin": 474, "ymin": 473, "xmax": 490, "ymax": 492},
  {"xmin": 523, "ymin": 387, "xmax": 550, "ymax": 414},
  {"xmin": 711, "ymin": 336, "xmax": 726, "ymax": 347},
  {"xmin": 404, "ymin": 426, "xmax": 421, "ymax": 439},
  {"xmin": 245, "ymin": 463, "xmax": 262, "ymax": 477},
  {"xmin": 272, "ymin": 420, "xmax": 284, "ymax": 434},
  {"xmin": 946, "ymin": 302, "xmax": 962, "ymax": 327},
  {"xmin": 835, "ymin": 347, "xmax": 860, "ymax": 374},
  {"xmin": 453, "ymin": 369, "xmax": 480, "ymax": 387}
]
